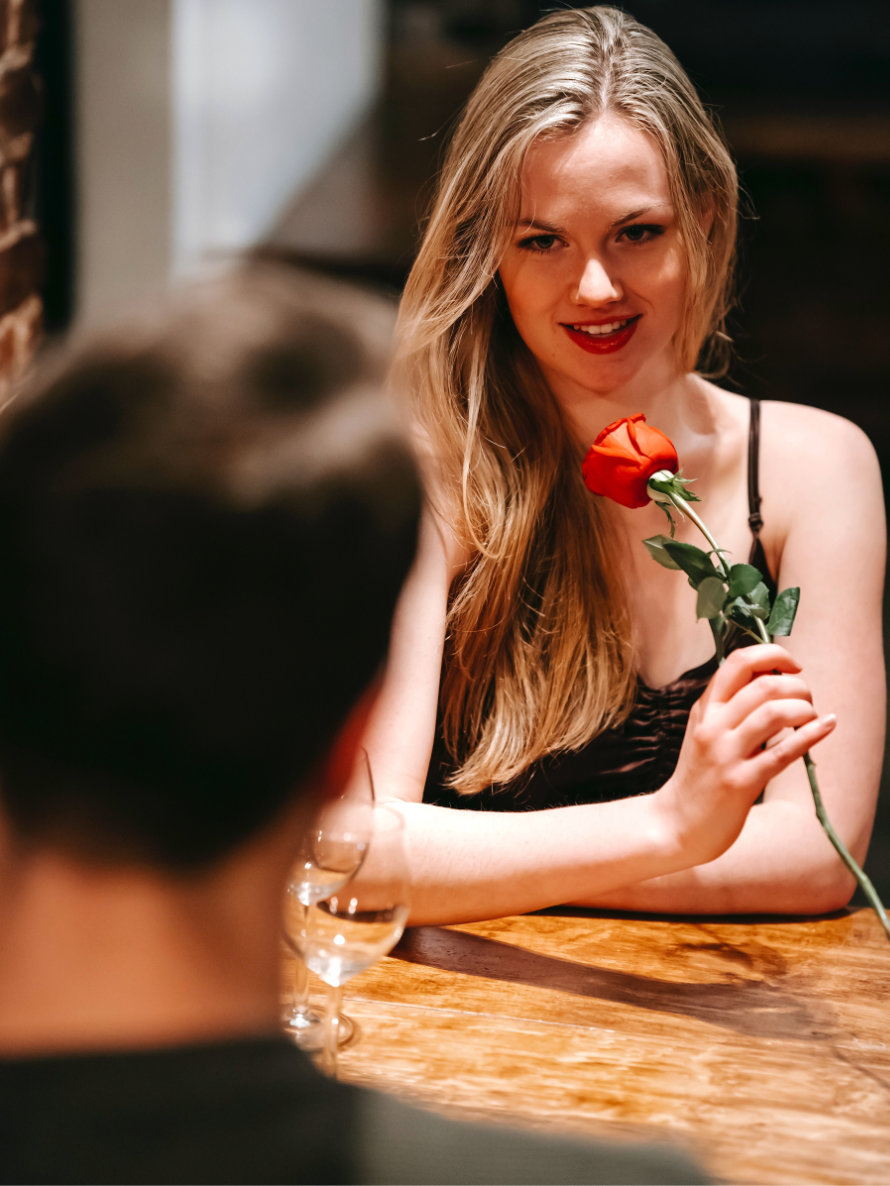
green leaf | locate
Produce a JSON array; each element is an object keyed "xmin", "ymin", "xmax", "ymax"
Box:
[
  {"xmin": 643, "ymin": 535, "xmax": 681, "ymax": 570},
  {"xmin": 661, "ymin": 539, "xmax": 720, "ymax": 588},
  {"xmin": 727, "ymin": 590, "xmax": 770, "ymax": 623},
  {"xmin": 696, "ymin": 576, "xmax": 728, "ymax": 620},
  {"xmin": 767, "ymin": 586, "xmax": 800, "ymax": 637},
  {"xmin": 728, "ymin": 563, "xmax": 765, "ymax": 598},
  {"xmin": 747, "ymin": 581, "xmax": 772, "ymax": 617},
  {"xmin": 727, "ymin": 602, "xmax": 758, "ymax": 629}
]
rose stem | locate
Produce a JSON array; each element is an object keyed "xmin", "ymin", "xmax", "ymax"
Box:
[{"xmin": 664, "ymin": 488, "xmax": 890, "ymax": 942}]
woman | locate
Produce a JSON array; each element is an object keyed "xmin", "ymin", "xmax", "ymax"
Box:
[{"xmin": 365, "ymin": 6, "xmax": 884, "ymax": 924}]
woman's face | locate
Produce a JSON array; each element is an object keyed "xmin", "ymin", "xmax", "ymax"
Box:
[{"xmin": 498, "ymin": 112, "xmax": 688, "ymax": 412}]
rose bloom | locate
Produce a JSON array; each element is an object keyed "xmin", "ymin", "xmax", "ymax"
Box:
[{"xmin": 582, "ymin": 413, "xmax": 678, "ymax": 508}]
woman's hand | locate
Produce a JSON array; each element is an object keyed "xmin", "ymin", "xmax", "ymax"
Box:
[{"xmin": 655, "ymin": 644, "xmax": 837, "ymax": 867}]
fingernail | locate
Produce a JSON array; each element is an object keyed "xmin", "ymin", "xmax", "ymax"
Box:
[{"xmin": 822, "ymin": 713, "xmax": 837, "ymax": 728}]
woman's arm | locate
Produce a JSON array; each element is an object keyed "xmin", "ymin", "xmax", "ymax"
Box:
[
  {"xmin": 364, "ymin": 500, "xmax": 837, "ymax": 924},
  {"xmin": 577, "ymin": 403, "xmax": 886, "ymax": 916},
  {"xmin": 360, "ymin": 503, "xmax": 453, "ymax": 803}
]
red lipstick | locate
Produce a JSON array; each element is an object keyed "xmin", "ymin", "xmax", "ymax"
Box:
[{"xmin": 562, "ymin": 316, "xmax": 640, "ymax": 355}]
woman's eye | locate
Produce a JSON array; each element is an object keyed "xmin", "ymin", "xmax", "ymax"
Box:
[
  {"xmin": 517, "ymin": 233, "xmax": 560, "ymax": 253},
  {"xmin": 618, "ymin": 223, "xmax": 664, "ymax": 244}
]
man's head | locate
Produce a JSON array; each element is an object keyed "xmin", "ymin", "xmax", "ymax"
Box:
[{"xmin": 0, "ymin": 264, "xmax": 419, "ymax": 872}]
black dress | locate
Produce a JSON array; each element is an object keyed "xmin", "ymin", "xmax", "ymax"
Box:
[{"xmin": 425, "ymin": 399, "xmax": 775, "ymax": 810}]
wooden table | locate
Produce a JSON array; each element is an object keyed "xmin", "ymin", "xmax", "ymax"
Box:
[{"xmin": 286, "ymin": 907, "xmax": 890, "ymax": 1185}]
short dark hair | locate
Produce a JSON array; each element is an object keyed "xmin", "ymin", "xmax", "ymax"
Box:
[{"xmin": 0, "ymin": 264, "xmax": 419, "ymax": 870}]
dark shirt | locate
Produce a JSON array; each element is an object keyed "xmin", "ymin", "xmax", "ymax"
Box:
[
  {"xmin": 426, "ymin": 399, "xmax": 774, "ymax": 810},
  {"xmin": 0, "ymin": 1035, "xmax": 709, "ymax": 1185}
]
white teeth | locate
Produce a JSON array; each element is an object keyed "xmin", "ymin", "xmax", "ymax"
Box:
[{"xmin": 571, "ymin": 319, "xmax": 629, "ymax": 336}]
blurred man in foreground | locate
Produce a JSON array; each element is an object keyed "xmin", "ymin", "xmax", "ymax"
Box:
[{"xmin": 0, "ymin": 265, "xmax": 707, "ymax": 1184}]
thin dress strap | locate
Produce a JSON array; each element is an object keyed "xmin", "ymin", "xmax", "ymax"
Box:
[{"xmin": 747, "ymin": 397, "xmax": 764, "ymax": 537}]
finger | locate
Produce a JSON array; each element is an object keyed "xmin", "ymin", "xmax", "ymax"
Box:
[
  {"xmin": 722, "ymin": 673, "xmax": 814, "ymax": 730},
  {"xmin": 761, "ymin": 724, "xmax": 796, "ymax": 752},
  {"xmin": 734, "ymin": 697, "xmax": 823, "ymax": 756},
  {"xmin": 745, "ymin": 713, "xmax": 837, "ymax": 783},
  {"xmin": 703, "ymin": 643, "xmax": 802, "ymax": 706}
]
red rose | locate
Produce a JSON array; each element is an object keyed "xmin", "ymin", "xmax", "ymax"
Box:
[{"xmin": 582, "ymin": 414, "xmax": 678, "ymax": 508}]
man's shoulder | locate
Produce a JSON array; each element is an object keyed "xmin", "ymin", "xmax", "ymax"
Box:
[
  {"xmin": 0, "ymin": 1037, "xmax": 711, "ymax": 1186},
  {"xmin": 0, "ymin": 1036, "xmax": 358, "ymax": 1185},
  {"xmin": 355, "ymin": 1086, "xmax": 709, "ymax": 1185}
]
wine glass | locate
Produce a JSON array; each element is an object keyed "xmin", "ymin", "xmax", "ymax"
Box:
[
  {"xmin": 281, "ymin": 750, "xmax": 374, "ymax": 1049},
  {"xmin": 294, "ymin": 803, "xmax": 410, "ymax": 1076}
]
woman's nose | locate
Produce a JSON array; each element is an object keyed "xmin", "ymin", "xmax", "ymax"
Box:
[{"xmin": 573, "ymin": 256, "xmax": 622, "ymax": 304}]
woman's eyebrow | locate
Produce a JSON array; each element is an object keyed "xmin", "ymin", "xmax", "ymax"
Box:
[
  {"xmin": 516, "ymin": 204, "xmax": 675, "ymax": 233},
  {"xmin": 515, "ymin": 217, "xmax": 565, "ymax": 233},
  {"xmin": 611, "ymin": 203, "xmax": 674, "ymax": 227}
]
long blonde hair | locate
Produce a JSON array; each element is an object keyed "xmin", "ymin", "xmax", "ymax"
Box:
[{"xmin": 396, "ymin": 6, "xmax": 739, "ymax": 795}]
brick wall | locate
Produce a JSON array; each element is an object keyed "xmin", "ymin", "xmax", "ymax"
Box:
[{"xmin": 0, "ymin": 0, "xmax": 41, "ymax": 395}]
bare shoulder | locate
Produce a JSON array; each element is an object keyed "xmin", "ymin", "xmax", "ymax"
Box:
[
  {"xmin": 762, "ymin": 400, "xmax": 880, "ymax": 477},
  {"xmin": 759, "ymin": 400, "xmax": 885, "ymax": 544},
  {"xmin": 405, "ymin": 419, "xmax": 475, "ymax": 581},
  {"xmin": 417, "ymin": 498, "xmax": 472, "ymax": 582}
]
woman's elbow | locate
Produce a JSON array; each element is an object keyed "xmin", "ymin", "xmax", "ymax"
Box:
[{"xmin": 788, "ymin": 862, "xmax": 858, "ymax": 916}]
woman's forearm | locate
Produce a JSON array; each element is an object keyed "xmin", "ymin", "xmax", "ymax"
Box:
[
  {"xmin": 395, "ymin": 767, "xmax": 840, "ymax": 926},
  {"xmin": 573, "ymin": 798, "xmax": 858, "ymax": 917},
  {"xmin": 384, "ymin": 645, "xmax": 836, "ymax": 925},
  {"xmin": 395, "ymin": 796, "xmax": 683, "ymax": 925}
]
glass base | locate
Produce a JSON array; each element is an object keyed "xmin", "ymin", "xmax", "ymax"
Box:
[{"xmin": 282, "ymin": 1005, "xmax": 355, "ymax": 1051}]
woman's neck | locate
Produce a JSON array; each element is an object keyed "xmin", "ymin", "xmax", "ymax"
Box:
[{"xmin": 561, "ymin": 371, "xmax": 719, "ymax": 460}]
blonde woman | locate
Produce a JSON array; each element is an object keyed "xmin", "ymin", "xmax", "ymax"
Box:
[{"xmin": 365, "ymin": 6, "xmax": 884, "ymax": 924}]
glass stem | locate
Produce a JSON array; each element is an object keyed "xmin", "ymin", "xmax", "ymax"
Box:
[
  {"xmin": 290, "ymin": 952, "xmax": 310, "ymax": 1017},
  {"xmin": 286, "ymin": 901, "xmax": 312, "ymax": 1021},
  {"xmin": 321, "ymin": 983, "xmax": 343, "ymax": 1078}
]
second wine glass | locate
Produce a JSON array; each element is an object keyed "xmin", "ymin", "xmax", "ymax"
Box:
[
  {"xmin": 295, "ymin": 803, "xmax": 410, "ymax": 1076},
  {"xmin": 281, "ymin": 750, "xmax": 374, "ymax": 1048}
]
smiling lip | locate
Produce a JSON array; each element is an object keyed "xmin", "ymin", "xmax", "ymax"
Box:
[{"xmin": 561, "ymin": 315, "xmax": 641, "ymax": 355}]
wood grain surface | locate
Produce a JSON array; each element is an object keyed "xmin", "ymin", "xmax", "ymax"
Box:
[{"xmin": 282, "ymin": 908, "xmax": 890, "ymax": 1185}]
